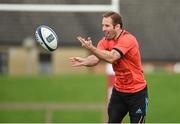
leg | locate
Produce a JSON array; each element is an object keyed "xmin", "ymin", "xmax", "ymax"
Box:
[
  {"xmin": 108, "ymin": 88, "xmax": 128, "ymax": 123},
  {"xmin": 128, "ymin": 87, "xmax": 148, "ymax": 123},
  {"xmin": 130, "ymin": 115, "xmax": 146, "ymax": 123}
]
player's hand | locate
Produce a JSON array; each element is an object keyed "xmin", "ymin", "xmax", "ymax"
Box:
[
  {"xmin": 77, "ymin": 36, "xmax": 93, "ymax": 50},
  {"xmin": 69, "ymin": 57, "xmax": 86, "ymax": 67}
]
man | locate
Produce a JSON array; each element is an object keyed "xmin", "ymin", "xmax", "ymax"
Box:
[{"xmin": 69, "ymin": 11, "xmax": 148, "ymax": 123}]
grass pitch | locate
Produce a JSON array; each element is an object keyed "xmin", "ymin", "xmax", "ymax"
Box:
[{"xmin": 0, "ymin": 72, "xmax": 180, "ymax": 122}]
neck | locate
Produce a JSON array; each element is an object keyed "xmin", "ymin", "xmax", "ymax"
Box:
[{"xmin": 115, "ymin": 29, "xmax": 123, "ymax": 40}]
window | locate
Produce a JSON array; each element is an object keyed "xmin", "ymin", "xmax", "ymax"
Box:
[
  {"xmin": 0, "ymin": 52, "xmax": 8, "ymax": 74},
  {"xmin": 38, "ymin": 53, "xmax": 52, "ymax": 74}
]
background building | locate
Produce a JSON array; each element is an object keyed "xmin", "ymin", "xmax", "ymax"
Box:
[{"xmin": 0, "ymin": 0, "xmax": 180, "ymax": 75}]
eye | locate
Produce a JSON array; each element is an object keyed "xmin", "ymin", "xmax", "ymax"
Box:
[{"xmin": 105, "ymin": 24, "xmax": 110, "ymax": 27}]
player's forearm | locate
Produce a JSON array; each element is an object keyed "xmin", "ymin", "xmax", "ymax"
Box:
[
  {"xmin": 84, "ymin": 55, "xmax": 100, "ymax": 67},
  {"xmin": 90, "ymin": 46, "xmax": 115, "ymax": 63}
]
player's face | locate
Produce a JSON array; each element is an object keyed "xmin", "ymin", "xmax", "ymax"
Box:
[{"xmin": 102, "ymin": 17, "xmax": 117, "ymax": 40}]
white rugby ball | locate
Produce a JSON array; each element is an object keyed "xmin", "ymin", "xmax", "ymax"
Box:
[{"xmin": 35, "ymin": 25, "xmax": 58, "ymax": 51}]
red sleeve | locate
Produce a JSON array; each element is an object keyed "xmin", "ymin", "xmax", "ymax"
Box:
[
  {"xmin": 97, "ymin": 38, "xmax": 107, "ymax": 50},
  {"xmin": 113, "ymin": 35, "xmax": 136, "ymax": 55}
]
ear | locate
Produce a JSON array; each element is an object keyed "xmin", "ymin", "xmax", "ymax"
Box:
[{"xmin": 115, "ymin": 24, "xmax": 121, "ymax": 29}]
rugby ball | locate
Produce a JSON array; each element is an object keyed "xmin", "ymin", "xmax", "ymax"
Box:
[{"xmin": 35, "ymin": 25, "xmax": 58, "ymax": 51}]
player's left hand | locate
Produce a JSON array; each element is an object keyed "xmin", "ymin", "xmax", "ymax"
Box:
[{"xmin": 77, "ymin": 36, "xmax": 93, "ymax": 50}]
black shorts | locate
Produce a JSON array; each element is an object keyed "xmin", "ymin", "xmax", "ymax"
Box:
[{"xmin": 108, "ymin": 86, "xmax": 148, "ymax": 123}]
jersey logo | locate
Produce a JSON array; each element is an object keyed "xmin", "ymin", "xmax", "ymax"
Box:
[{"xmin": 136, "ymin": 108, "xmax": 142, "ymax": 114}]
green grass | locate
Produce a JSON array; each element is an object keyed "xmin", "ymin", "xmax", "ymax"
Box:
[
  {"xmin": 0, "ymin": 74, "xmax": 106, "ymax": 103},
  {"xmin": 145, "ymin": 72, "xmax": 180, "ymax": 123},
  {"xmin": 0, "ymin": 72, "xmax": 180, "ymax": 122},
  {"xmin": 0, "ymin": 74, "xmax": 106, "ymax": 122},
  {"xmin": 0, "ymin": 110, "xmax": 45, "ymax": 123},
  {"xmin": 53, "ymin": 110, "xmax": 103, "ymax": 123}
]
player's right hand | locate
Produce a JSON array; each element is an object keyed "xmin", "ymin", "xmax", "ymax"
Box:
[{"xmin": 69, "ymin": 57, "xmax": 86, "ymax": 67}]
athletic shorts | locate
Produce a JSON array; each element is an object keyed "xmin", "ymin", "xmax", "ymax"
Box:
[{"xmin": 108, "ymin": 86, "xmax": 148, "ymax": 123}]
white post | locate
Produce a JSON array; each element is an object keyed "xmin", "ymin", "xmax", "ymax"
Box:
[
  {"xmin": 0, "ymin": 0, "xmax": 120, "ymax": 12},
  {"xmin": 112, "ymin": 0, "xmax": 120, "ymax": 13},
  {"xmin": 106, "ymin": 64, "xmax": 115, "ymax": 100}
]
